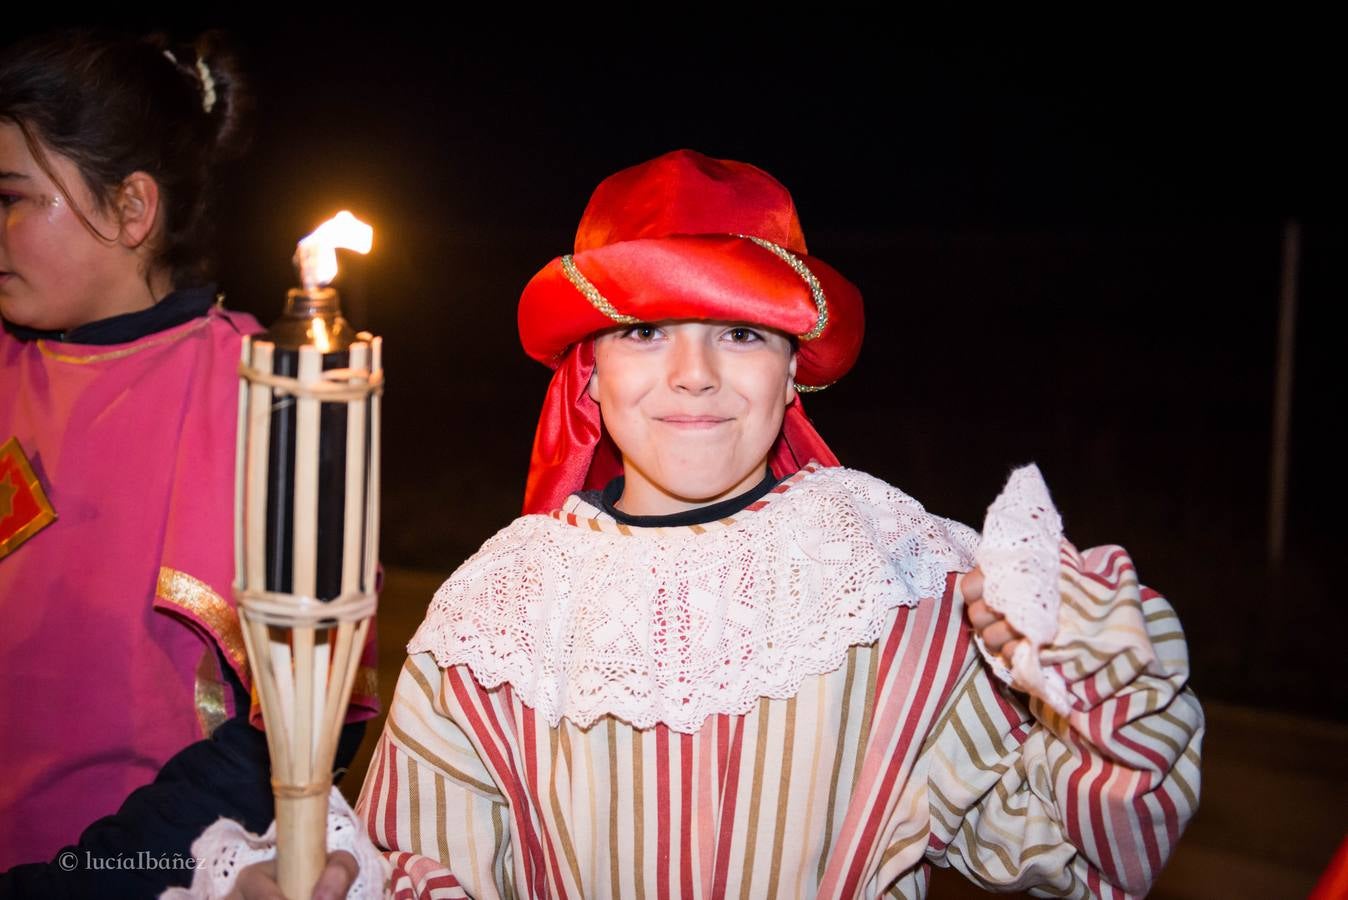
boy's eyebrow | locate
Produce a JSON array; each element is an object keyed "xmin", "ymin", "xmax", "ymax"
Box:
[{"xmin": 0, "ymin": 170, "xmax": 31, "ymax": 180}]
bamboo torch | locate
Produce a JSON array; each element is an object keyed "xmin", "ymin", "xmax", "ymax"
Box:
[{"xmin": 235, "ymin": 212, "xmax": 381, "ymax": 899}]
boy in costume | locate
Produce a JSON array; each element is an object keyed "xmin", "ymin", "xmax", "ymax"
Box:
[
  {"xmin": 354, "ymin": 150, "xmax": 1202, "ymax": 899},
  {"xmin": 210, "ymin": 149, "xmax": 1201, "ymax": 899}
]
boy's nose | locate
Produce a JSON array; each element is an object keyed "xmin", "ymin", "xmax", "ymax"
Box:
[{"xmin": 668, "ymin": 332, "xmax": 718, "ymax": 395}]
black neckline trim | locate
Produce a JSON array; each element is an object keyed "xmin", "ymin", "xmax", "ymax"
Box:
[
  {"xmin": 579, "ymin": 470, "xmax": 783, "ymax": 527},
  {"xmin": 3, "ymin": 283, "xmax": 219, "ymax": 346}
]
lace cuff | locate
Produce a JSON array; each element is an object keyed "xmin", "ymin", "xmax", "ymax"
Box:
[
  {"xmin": 973, "ymin": 464, "xmax": 1072, "ymax": 716},
  {"xmin": 160, "ymin": 788, "xmax": 390, "ymax": 899}
]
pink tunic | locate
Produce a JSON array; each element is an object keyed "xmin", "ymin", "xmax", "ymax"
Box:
[{"xmin": 0, "ymin": 309, "xmax": 378, "ymax": 868}]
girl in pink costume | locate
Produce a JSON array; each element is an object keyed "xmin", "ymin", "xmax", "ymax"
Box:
[{"xmin": 0, "ymin": 31, "xmax": 375, "ymax": 897}]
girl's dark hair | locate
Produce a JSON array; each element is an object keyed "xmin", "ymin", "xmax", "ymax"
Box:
[{"xmin": 0, "ymin": 30, "xmax": 250, "ymax": 288}]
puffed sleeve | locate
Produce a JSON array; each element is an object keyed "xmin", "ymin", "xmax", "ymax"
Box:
[
  {"xmin": 355, "ymin": 654, "xmax": 513, "ymax": 900},
  {"xmin": 915, "ymin": 542, "xmax": 1203, "ymax": 898}
]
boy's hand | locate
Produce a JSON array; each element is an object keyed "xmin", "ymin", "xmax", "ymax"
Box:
[
  {"xmin": 959, "ymin": 566, "xmax": 1026, "ymax": 664},
  {"xmin": 228, "ymin": 850, "xmax": 358, "ymax": 900}
]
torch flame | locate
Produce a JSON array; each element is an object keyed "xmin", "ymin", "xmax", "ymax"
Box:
[{"xmin": 295, "ymin": 211, "xmax": 374, "ymax": 290}]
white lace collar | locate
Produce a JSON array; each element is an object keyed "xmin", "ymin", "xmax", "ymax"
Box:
[{"xmin": 408, "ymin": 464, "xmax": 979, "ymax": 733}]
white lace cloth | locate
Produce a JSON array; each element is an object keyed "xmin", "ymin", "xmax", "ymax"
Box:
[
  {"xmin": 160, "ymin": 788, "xmax": 390, "ymax": 900},
  {"xmin": 409, "ymin": 465, "xmax": 980, "ymax": 734},
  {"xmin": 973, "ymin": 464, "xmax": 1072, "ymax": 715}
]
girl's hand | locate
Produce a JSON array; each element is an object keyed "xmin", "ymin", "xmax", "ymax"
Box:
[{"xmin": 959, "ymin": 566, "xmax": 1026, "ymax": 664}]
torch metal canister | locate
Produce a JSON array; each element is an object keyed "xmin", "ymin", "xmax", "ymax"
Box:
[{"xmin": 234, "ymin": 215, "xmax": 379, "ymax": 898}]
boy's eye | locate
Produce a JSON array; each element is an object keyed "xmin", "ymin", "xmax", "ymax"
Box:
[
  {"xmin": 0, "ymin": 192, "xmax": 22, "ymax": 208},
  {"xmin": 726, "ymin": 327, "xmax": 763, "ymax": 343},
  {"xmin": 620, "ymin": 324, "xmax": 661, "ymax": 342}
]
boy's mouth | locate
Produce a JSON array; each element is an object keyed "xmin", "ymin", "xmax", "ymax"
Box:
[{"xmin": 657, "ymin": 415, "xmax": 732, "ymax": 428}]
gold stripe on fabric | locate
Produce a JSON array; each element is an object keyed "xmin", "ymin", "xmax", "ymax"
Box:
[
  {"xmin": 965, "ymin": 677, "xmax": 1010, "ymax": 748},
  {"xmin": 460, "ymin": 783, "xmax": 480, "ymax": 881},
  {"xmin": 796, "ymin": 678, "xmax": 827, "ymax": 889},
  {"xmin": 156, "ymin": 567, "xmax": 247, "ymax": 671},
  {"xmin": 765, "ymin": 694, "xmax": 798, "ymax": 899},
  {"xmin": 880, "ymin": 823, "xmax": 930, "ymax": 866},
  {"xmin": 435, "ymin": 774, "xmax": 451, "ymax": 866},
  {"xmin": 607, "ymin": 720, "xmax": 622, "ymax": 897},
  {"xmin": 1168, "ymin": 757, "xmax": 1200, "ymax": 812},
  {"xmin": 387, "ymin": 717, "xmax": 502, "ymax": 798},
  {"xmin": 560, "ymin": 255, "xmax": 640, "ymax": 325},
  {"xmin": 949, "ymin": 711, "xmax": 1011, "ymax": 777},
  {"xmin": 818, "ymin": 647, "xmax": 858, "ymax": 880},
  {"xmin": 37, "ymin": 317, "xmax": 210, "ymax": 364},
  {"xmin": 631, "ymin": 729, "xmax": 647, "ymax": 900},
  {"xmin": 738, "ymin": 698, "xmax": 772, "ymax": 900},
  {"xmin": 548, "ymin": 724, "xmax": 585, "ymax": 893},
  {"xmin": 492, "ymin": 802, "xmax": 511, "ymax": 898},
  {"xmin": 581, "ymin": 724, "xmax": 600, "ymax": 893},
  {"xmin": 194, "ymin": 647, "xmax": 229, "ymax": 737},
  {"xmin": 407, "ymin": 755, "xmax": 423, "ymax": 852}
]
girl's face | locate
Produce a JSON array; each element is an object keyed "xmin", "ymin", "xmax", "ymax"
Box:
[
  {"xmin": 0, "ymin": 120, "xmax": 149, "ymax": 332},
  {"xmin": 588, "ymin": 320, "xmax": 797, "ymax": 516}
]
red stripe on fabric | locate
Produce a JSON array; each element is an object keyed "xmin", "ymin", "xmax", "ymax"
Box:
[
  {"xmin": 447, "ymin": 670, "xmax": 544, "ymax": 897},
  {"xmin": 873, "ymin": 596, "xmax": 912, "ymax": 691},
  {"xmin": 1082, "ymin": 675, "xmax": 1107, "ymax": 747},
  {"xmin": 384, "ymin": 742, "xmax": 402, "ymax": 847},
  {"xmin": 1110, "ymin": 690, "xmax": 1168, "ymax": 780},
  {"xmin": 1077, "ymin": 547, "xmax": 1133, "ymax": 590},
  {"xmin": 424, "ymin": 873, "xmax": 465, "ymax": 889},
  {"xmin": 716, "ymin": 714, "xmax": 730, "ymax": 793},
  {"xmin": 990, "ymin": 671, "xmax": 1027, "ymax": 732},
  {"xmin": 523, "ymin": 705, "xmax": 572, "ymax": 900},
  {"xmin": 711, "ymin": 716, "xmax": 748, "ymax": 900},
  {"xmin": 1153, "ymin": 771, "xmax": 1182, "ymax": 850},
  {"xmin": 680, "ymin": 731, "xmax": 696, "ymax": 900},
  {"xmin": 840, "ymin": 591, "xmax": 957, "ymax": 899},
  {"xmin": 1133, "ymin": 784, "xmax": 1163, "ymax": 880},
  {"xmin": 1063, "ymin": 729, "xmax": 1091, "ymax": 850},
  {"xmin": 656, "ymin": 726, "xmax": 672, "ymax": 900},
  {"xmin": 1086, "ymin": 755, "xmax": 1122, "ymax": 884},
  {"xmin": 1087, "ymin": 865, "xmax": 1102, "ymax": 897}
]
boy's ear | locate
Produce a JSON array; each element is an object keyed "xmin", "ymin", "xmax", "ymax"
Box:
[
  {"xmin": 115, "ymin": 172, "xmax": 161, "ymax": 249},
  {"xmin": 586, "ymin": 369, "xmax": 600, "ymax": 403},
  {"xmin": 785, "ymin": 353, "xmax": 798, "ymax": 404}
]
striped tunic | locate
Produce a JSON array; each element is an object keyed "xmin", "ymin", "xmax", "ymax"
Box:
[{"xmin": 357, "ymin": 526, "xmax": 1202, "ymax": 898}]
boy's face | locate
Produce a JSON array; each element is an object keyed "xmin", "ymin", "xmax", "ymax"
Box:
[{"xmin": 588, "ymin": 320, "xmax": 797, "ymax": 516}]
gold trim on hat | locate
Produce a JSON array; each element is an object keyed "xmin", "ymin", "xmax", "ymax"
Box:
[
  {"xmin": 559, "ymin": 239, "xmax": 834, "ymax": 392},
  {"xmin": 737, "ymin": 236, "xmax": 829, "ymax": 343},
  {"xmin": 561, "ymin": 255, "xmax": 640, "ymax": 325}
]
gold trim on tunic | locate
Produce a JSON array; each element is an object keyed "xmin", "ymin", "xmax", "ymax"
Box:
[
  {"xmin": 353, "ymin": 665, "xmax": 379, "ymax": 701},
  {"xmin": 36, "ymin": 318, "xmax": 210, "ymax": 364},
  {"xmin": 156, "ymin": 567, "xmax": 248, "ymax": 672},
  {"xmin": 194, "ymin": 647, "xmax": 230, "ymax": 737}
]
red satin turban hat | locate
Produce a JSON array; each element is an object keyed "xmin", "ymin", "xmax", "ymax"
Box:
[{"xmin": 518, "ymin": 149, "xmax": 865, "ymax": 513}]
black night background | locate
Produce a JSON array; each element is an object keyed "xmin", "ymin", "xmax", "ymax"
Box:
[{"xmin": 5, "ymin": 18, "xmax": 1345, "ymax": 896}]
